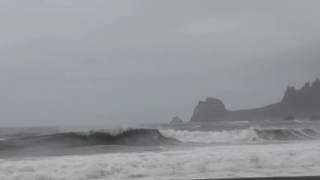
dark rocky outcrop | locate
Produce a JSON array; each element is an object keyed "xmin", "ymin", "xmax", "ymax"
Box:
[
  {"xmin": 190, "ymin": 79, "xmax": 320, "ymax": 122},
  {"xmin": 191, "ymin": 98, "xmax": 227, "ymax": 122},
  {"xmin": 170, "ymin": 116, "xmax": 184, "ymax": 125}
]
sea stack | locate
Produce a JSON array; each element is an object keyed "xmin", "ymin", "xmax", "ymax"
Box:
[
  {"xmin": 190, "ymin": 98, "xmax": 227, "ymax": 122},
  {"xmin": 170, "ymin": 116, "xmax": 184, "ymax": 125}
]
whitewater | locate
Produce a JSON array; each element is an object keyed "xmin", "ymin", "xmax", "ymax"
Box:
[{"xmin": 1, "ymin": 121, "xmax": 320, "ymax": 180}]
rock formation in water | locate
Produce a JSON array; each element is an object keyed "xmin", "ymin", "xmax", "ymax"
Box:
[
  {"xmin": 190, "ymin": 79, "xmax": 320, "ymax": 122},
  {"xmin": 170, "ymin": 116, "xmax": 184, "ymax": 125}
]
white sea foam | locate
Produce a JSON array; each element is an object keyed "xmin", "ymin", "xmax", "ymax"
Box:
[
  {"xmin": 160, "ymin": 128, "xmax": 320, "ymax": 144},
  {"xmin": 1, "ymin": 140, "xmax": 320, "ymax": 180},
  {"xmin": 160, "ymin": 128, "xmax": 260, "ymax": 143}
]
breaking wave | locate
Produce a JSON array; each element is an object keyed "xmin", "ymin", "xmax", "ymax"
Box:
[
  {"xmin": 1, "ymin": 127, "xmax": 319, "ymax": 158},
  {"xmin": 0, "ymin": 129, "xmax": 179, "ymax": 151},
  {"xmin": 161, "ymin": 128, "xmax": 320, "ymax": 144}
]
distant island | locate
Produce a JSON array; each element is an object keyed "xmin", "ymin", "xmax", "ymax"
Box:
[{"xmin": 190, "ymin": 79, "xmax": 320, "ymax": 122}]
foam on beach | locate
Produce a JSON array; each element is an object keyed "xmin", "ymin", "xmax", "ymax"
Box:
[{"xmin": 1, "ymin": 140, "xmax": 320, "ymax": 180}]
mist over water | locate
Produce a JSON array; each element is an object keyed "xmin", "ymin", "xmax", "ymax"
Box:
[
  {"xmin": 1, "ymin": 0, "xmax": 320, "ymax": 127},
  {"xmin": 1, "ymin": 0, "xmax": 320, "ymax": 180}
]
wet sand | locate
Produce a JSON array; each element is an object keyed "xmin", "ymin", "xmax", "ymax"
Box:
[{"xmin": 200, "ymin": 176, "xmax": 320, "ymax": 180}]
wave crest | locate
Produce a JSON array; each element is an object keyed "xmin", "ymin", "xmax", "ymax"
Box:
[
  {"xmin": 0, "ymin": 129, "xmax": 179, "ymax": 151},
  {"xmin": 161, "ymin": 128, "xmax": 319, "ymax": 144}
]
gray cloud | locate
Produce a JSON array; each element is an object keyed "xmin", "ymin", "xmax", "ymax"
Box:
[{"xmin": 0, "ymin": 0, "xmax": 320, "ymax": 127}]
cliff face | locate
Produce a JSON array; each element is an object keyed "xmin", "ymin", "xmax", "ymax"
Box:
[
  {"xmin": 190, "ymin": 79, "xmax": 320, "ymax": 122},
  {"xmin": 281, "ymin": 79, "xmax": 320, "ymax": 111}
]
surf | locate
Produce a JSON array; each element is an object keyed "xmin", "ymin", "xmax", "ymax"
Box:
[
  {"xmin": 0, "ymin": 129, "xmax": 179, "ymax": 157},
  {"xmin": 160, "ymin": 127, "xmax": 320, "ymax": 144}
]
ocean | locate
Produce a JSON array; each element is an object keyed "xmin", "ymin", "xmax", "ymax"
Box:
[{"xmin": 1, "ymin": 120, "xmax": 320, "ymax": 180}]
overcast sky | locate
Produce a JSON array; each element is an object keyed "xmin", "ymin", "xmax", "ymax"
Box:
[{"xmin": 1, "ymin": 0, "xmax": 320, "ymax": 127}]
